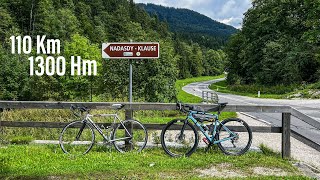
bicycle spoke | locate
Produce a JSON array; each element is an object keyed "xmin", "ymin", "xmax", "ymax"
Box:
[
  {"xmin": 112, "ymin": 120, "xmax": 147, "ymax": 153},
  {"xmin": 217, "ymin": 118, "xmax": 252, "ymax": 155},
  {"xmin": 161, "ymin": 119, "xmax": 198, "ymax": 157},
  {"xmin": 59, "ymin": 121, "xmax": 95, "ymax": 155}
]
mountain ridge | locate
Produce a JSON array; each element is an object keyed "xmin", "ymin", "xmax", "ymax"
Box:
[{"xmin": 138, "ymin": 3, "xmax": 238, "ymax": 49}]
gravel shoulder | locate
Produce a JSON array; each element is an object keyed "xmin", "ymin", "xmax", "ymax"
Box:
[{"xmin": 238, "ymin": 112, "xmax": 320, "ymax": 178}]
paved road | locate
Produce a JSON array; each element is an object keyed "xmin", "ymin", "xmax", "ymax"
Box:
[{"xmin": 182, "ymin": 78, "xmax": 320, "ymax": 148}]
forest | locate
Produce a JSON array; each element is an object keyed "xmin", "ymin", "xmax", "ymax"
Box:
[
  {"xmin": 139, "ymin": 3, "xmax": 238, "ymax": 50},
  {"xmin": 0, "ymin": 0, "xmax": 229, "ymax": 102},
  {"xmin": 226, "ymin": 0, "xmax": 320, "ymax": 86}
]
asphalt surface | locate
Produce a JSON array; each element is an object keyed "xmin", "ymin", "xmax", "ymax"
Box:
[{"xmin": 182, "ymin": 78, "xmax": 320, "ymax": 148}]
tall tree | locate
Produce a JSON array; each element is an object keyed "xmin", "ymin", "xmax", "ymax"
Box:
[{"xmin": 227, "ymin": 0, "xmax": 320, "ymax": 85}]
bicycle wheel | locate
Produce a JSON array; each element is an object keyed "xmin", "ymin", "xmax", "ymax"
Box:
[
  {"xmin": 59, "ymin": 120, "xmax": 95, "ymax": 155},
  {"xmin": 161, "ymin": 119, "xmax": 198, "ymax": 157},
  {"xmin": 216, "ymin": 118, "xmax": 252, "ymax": 155},
  {"xmin": 112, "ymin": 119, "xmax": 148, "ymax": 153}
]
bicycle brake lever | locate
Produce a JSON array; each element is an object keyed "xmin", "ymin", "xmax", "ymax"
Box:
[{"xmin": 70, "ymin": 105, "xmax": 76, "ymax": 111}]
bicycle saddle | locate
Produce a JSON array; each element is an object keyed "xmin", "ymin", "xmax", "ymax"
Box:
[
  {"xmin": 112, "ymin": 104, "xmax": 125, "ymax": 109},
  {"xmin": 218, "ymin": 102, "xmax": 228, "ymax": 106},
  {"xmin": 70, "ymin": 105, "xmax": 88, "ymax": 112}
]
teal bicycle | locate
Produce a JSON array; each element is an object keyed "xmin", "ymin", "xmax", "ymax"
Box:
[{"xmin": 160, "ymin": 103, "xmax": 252, "ymax": 157}]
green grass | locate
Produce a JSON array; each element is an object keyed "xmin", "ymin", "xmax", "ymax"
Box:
[
  {"xmin": 209, "ymin": 80, "xmax": 291, "ymax": 99},
  {"xmin": 176, "ymin": 75, "xmax": 225, "ymax": 103},
  {"xmin": 259, "ymin": 144, "xmax": 281, "ymax": 157},
  {"xmin": 9, "ymin": 136, "xmax": 34, "ymax": 145},
  {"xmin": 0, "ymin": 145, "xmax": 309, "ymax": 179}
]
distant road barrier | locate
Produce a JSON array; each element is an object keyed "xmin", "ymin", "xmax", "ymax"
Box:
[
  {"xmin": 0, "ymin": 101, "xmax": 319, "ymax": 159},
  {"xmin": 201, "ymin": 90, "xmax": 219, "ymax": 104}
]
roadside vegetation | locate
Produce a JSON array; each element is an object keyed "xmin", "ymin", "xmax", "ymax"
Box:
[
  {"xmin": 210, "ymin": 80, "xmax": 320, "ymax": 99},
  {"xmin": 209, "ymin": 80, "xmax": 292, "ymax": 99}
]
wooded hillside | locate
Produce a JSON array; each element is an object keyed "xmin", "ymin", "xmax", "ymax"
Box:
[
  {"xmin": 139, "ymin": 3, "xmax": 238, "ymax": 50},
  {"xmin": 0, "ymin": 0, "xmax": 229, "ymax": 102},
  {"xmin": 226, "ymin": 0, "xmax": 320, "ymax": 86}
]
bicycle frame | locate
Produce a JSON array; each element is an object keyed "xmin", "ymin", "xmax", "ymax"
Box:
[
  {"xmin": 186, "ymin": 111, "xmax": 238, "ymax": 144},
  {"xmin": 81, "ymin": 113, "xmax": 133, "ymax": 143}
]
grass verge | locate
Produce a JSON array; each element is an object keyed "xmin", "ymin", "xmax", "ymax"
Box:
[
  {"xmin": 209, "ymin": 80, "xmax": 290, "ymax": 99},
  {"xmin": 0, "ymin": 145, "xmax": 308, "ymax": 179}
]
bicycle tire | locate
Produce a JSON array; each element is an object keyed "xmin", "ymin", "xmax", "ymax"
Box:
[
  {"xmin": 112, "ymin": 119, "xmax": 148, "ymax": 153},
  {"xmin": 161, "ymin": 119, "xmax": 199, "ymax": 157},
  {"xmin": 59, "ymin": 120, "xmax": 95, "ymax": 155},
  {"xmin": 216, "ymin": 118, "xmax": 252, "ymax": 155}
]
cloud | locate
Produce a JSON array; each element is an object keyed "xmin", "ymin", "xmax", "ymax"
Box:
[
  {"xmin": 134, "ymin": 0, "xmax": 252, "ymax": 28},
  {"xmin": 219, "ymin": 17, "xmax": 243, "ymax": 29}
]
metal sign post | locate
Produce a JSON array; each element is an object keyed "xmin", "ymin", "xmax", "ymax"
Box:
[
  {"xmin": 129, "ymin": 40, "xmax": 133, "ymax": 104},
  {"xmin": 101, "ymin": 41, "xmax": 160, "ymax": 108},
  {"xmin": 129, "ymin": 59, "xmax": 132, "ymax": 103}
]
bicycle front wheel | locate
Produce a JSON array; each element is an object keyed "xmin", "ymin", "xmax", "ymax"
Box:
[
  {"xmin": 161, "ymin": 119, "xmax": 198, "ymax": 157},
  {"xmin": 216, "ymin": 118, "xmax": 252, "ymax": 155},
  {"xmin": 59, "ymin": 120, "xmax": 95, "ymax": 155},
  {"xmin": 112, "ymin": 119, "xmax": 148, "ymax": 153}
]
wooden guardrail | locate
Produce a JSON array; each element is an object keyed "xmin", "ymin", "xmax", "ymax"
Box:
[{"xmin": 0, "ymin": 101, "xmax": 319, "ymax": 159}]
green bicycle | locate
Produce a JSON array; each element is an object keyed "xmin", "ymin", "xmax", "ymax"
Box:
[{"xmin": 161, "ymin": 102, "xmax": 252, "ymax": 157}]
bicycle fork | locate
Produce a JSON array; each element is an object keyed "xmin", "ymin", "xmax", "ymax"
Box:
[
  {"xmin": 75, "ymin": 121, "xmax": 87, "ymax": 141},
  {"xmin": 178, "ymin": 120, "xmax": 188, "ymax": 140}
]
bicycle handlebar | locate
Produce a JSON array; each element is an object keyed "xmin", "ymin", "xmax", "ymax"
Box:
[
  {"xmin": 176, "ymin": 102, "xmax": 228, "ymax": 114},
  {"xmin": 69, "ymin": 104, "xmax": 125, "ymax": 117},
  {"xmin": 176, "ymin": 103, "xmax": 194, "ymax": 113}
]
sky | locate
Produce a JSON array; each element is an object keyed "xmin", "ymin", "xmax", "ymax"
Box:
[{"xmin": 134, "ymin": 0, "xmax": 252, "ymax": 29}]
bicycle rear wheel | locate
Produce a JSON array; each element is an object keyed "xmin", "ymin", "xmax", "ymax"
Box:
[
  {"xmin": 216, "ymin": 118, "xmax": 252, "ymax": 155},
  {"xmin": 161, "ymin": 119, "xmax": 198, "ymax": 157},
  {"xmin": 112, "ymin": 119, "xmax": 148, "ymax": 153},
  {"xmin": 59, "ymin": 120, "xmax": 95, "ymax": 155}
]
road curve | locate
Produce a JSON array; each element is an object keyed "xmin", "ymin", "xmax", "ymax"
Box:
[{"xmin": 182, "ymin": 78, "xmax": 320, "ymax": 149}]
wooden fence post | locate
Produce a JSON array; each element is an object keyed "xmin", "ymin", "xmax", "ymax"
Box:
[
  {"xmin": 125, "ymin": 109, "xmax": 133, "ymax": 120},
  {"xmin": 282, "ymin": 112, "xmax": 291, "ymax": 159}
]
